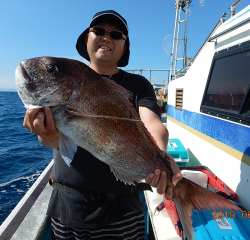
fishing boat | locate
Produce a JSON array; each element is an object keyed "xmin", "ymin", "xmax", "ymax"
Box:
[
  {"xmin": 1, "ymin": 1, "xmax": 250, "ymax": 239},
  {"xmin": 167, "ymin": 0, "xmax": 250, "ymax": 210},
  {"xmin": 145, "ymin": 0, "xmax": 250, "ymax": 239}
]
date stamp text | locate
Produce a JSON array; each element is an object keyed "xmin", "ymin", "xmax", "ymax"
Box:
[{"xmin": 212, "ymin": 211, "xmax": 250, "ymax": 219}]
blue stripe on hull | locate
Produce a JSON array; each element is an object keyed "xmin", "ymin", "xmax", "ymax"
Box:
[{"xmin": 167, "ymin": 105, "xmax": 250, "ymax": 157}]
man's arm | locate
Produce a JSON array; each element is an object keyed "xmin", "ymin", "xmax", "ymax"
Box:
[
  {"xmin": 139, "ymin": 106, "xmax": 169, "ymax": 150},
  {"xmin": 139, "ymin": 106, "xmax": 182, "ymax": 199}
]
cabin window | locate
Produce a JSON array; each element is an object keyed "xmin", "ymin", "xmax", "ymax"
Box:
[{"xmin": 201, "ymin": 40, "xmax": 250, "ymax": 125}]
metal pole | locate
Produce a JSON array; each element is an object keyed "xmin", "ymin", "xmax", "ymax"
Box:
[
  {"xmin": 168, "ymin": 3, "xmax": 179, "ymax": 83},
  {"xmin": 150, "ymin": 70, "xmax": 151, "ymax": 83},
  {"xmin": 184, "ymin": 3, "xmax": 189, "ymax": 67},
  {"xmin": 174, "ymin": 5, "xmax": 182, "ymax": 76}
]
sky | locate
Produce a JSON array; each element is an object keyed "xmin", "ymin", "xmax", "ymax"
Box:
[{"xmin": 1, "ymin": 0, "xmax": 250, "ymax": 89}]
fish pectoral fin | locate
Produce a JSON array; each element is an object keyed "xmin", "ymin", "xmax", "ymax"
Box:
[
  {"xmin": 59, "ymin": 133, "xmax": 78, "ymax": 166},
  {"xmin": 173, "ymin": 177, "xmax": 243, "ymax": 240},
  {"xmin": 109, "ymin": 165, "xmax": 141, "ymax": 185}
]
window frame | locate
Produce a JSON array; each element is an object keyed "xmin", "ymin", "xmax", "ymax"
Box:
[{"xmin": 200, "ymin": 40, "xmax": 250, "ymax": 126}]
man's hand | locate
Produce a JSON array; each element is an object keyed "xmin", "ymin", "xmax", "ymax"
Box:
[
  {"xmin": 145, "ymin": 150, "xmax": 182, "ymax": 200},
  {"xmin": 23, "ymin": 106, "xmax": 59, "ymax": 148}
]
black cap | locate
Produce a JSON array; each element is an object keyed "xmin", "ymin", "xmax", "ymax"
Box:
[{"xmin": 76, "ymin": 10, "xmax": 130, "ymax": 67}]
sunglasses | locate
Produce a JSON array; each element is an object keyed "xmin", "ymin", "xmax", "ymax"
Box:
[{"xmin": 89, "ymin": 26, "xmax": 127, "ymax": 41}]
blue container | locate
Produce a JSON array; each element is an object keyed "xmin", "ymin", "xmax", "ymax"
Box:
[
  {"xmin": 167, "ymin": 139, "xmax": 189, "ymax": 166},
  {"xmin": 191, "ymin": 206, "xmax": 250, "ymax": 240}
]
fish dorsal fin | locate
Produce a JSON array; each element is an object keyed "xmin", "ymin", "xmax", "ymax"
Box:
[
  {"xmin": 106, "ymin": 79, "xmax": 162, "ymax": 152},
  {"xmin": 106, "ymin": 79, "xmax": 131, "ymax": 98},
  {"xmin": 106, "ymin": 79, "xmax": 139, "ymax": 118},
  {"xmin": 109, "ymin": 165, "xmax": 141, "ymax": 185},
  {"xmin": 59, "ymin": 133, "xmax": 78, "ymax": 166}
]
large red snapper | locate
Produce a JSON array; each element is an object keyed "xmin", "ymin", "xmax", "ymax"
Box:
[{"xmin": 15, "ymin": 57, "xmax": 242, "ymax": 240}]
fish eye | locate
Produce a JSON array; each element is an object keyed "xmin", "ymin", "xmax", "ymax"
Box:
[{"xmin": 46, "ymin": 65, "xmax": 58, "ymax": 75}]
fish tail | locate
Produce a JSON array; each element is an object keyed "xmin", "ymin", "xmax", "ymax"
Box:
[{"xmin": 173, "ymin": 177, "xmax": 242, "ymax": 240}]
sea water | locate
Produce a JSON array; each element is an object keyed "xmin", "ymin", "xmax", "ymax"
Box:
[{"xmin": 0, "ymin": 92, "xmax": 52, "ymax": 225}]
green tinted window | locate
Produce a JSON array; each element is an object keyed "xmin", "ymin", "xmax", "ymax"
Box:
[{"xmin": 203, "ymin": 50, "xmax": 250, "ymax": 113}]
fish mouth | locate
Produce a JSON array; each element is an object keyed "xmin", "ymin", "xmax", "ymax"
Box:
[
  {"xmin": 17, "ymin": 62, "xmax": 31, "ymax": 82},
  {"xmin": 16, "ymin": 61, "xmax": 38, "ymax": 93}
]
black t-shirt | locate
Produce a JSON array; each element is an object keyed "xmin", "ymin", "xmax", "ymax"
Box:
[{"xmin": 47, "ymin": 70, "xmax": 161, "ymax": 228}]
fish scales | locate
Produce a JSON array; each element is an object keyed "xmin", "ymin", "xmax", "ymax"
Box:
[{"xmin": 16, "ymin": 57, "xmax": 243, "ymax": 240}]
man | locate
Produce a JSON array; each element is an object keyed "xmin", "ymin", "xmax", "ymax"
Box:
[{"xmin": 23, "ymin": 10, "xmax": 182, "ymax": 240}]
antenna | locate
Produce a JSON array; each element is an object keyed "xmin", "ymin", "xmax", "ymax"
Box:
[
  {"xmin": 162, "ymin": 34, "xmax": 181, "ymax": 56},
  {"xmin": 168, "ymin": 0, "xmax": 191, "ymax": 82}
]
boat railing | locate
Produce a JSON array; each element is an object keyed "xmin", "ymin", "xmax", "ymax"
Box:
[{"xmin": 125, "ymin": 69, "xmax": 171, "ymax": 86}]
